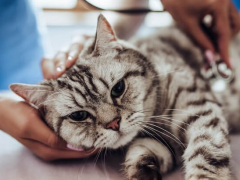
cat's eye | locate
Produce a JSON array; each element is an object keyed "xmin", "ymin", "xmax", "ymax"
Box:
[
  {"xmin": 69, "ymin": 111, "xmax": 89, "ymax": 121},
  {"xmin": 111, "ymin": 80, "xmax": 125, "ymax": 98}
]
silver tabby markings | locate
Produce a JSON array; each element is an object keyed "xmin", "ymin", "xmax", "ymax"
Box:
[{"xmin": 11, "ymin": 14, "xmax": 240, "ymax": 180}]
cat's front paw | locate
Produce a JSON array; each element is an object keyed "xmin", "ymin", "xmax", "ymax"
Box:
[{"xmin": 125, "ymin": 155, "xmax": 162, "ymax": 180}]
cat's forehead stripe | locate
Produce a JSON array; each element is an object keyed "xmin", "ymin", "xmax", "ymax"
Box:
[
  {"xmin": 99, "ymin": 78, "xmax": 109, "ymax": 89},
  {"xmin": 74, "ymin": 87, "xmax": 87, "ymax": 102},
  {"xmin": 71, "ymin": 94, "xmax": 83, "ymax": 108}
]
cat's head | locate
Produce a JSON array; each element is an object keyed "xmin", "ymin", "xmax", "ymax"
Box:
[{"xmin": 10, "ymin": 15, "xmax": 158, "ymax": 150}]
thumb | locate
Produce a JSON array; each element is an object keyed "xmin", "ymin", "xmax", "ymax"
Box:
[
  {"xmin": 46, "ymin": 132, "xmax": 67, "ymax": 149},
  {"xmin": 21, "ymin": 110, "xmax": 67, "ymax": 149}
]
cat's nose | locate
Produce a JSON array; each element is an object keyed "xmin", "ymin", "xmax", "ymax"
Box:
[{"xmin": 106, "ymin": 118, "xmax": 121, "ymax": 131}]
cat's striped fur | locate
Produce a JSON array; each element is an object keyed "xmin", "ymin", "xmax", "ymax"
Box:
[{"xmin": 11, "ymin": 15, "xmax": 240, "ymax": 180}]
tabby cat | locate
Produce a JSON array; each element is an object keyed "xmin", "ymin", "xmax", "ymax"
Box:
[{"xmin": 11, "ymin": 14, "xmax": 240, "ymax": 180}]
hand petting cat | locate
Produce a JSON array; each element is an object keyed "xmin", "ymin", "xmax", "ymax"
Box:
[
  {"xmin": 0, "ymin": 35, "xmax": 96, "ymax": 161},
  {"xmin": 0, "ymin": 97, "xmax": 96, "ymax": 161},
  {"xmin": 161, "ymin": 0, "xmax": 240, "ymax": 68},
  {"xmin": 41, "ymin": 35, "xmax": 91, "ymax": 80}
]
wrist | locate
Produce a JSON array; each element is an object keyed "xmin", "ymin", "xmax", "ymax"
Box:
[
  {"xmin": 0, "ymin": 97, "xmax": 11, "ymax": 131},
  {"xmin": 0, "ymin": 96, "xmax": 4, "ymax": 131}
]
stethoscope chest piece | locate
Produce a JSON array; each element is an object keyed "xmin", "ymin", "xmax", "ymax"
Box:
[{"xmin": 201, "ymin": 61, "xmax": 234, "ymax": 92}]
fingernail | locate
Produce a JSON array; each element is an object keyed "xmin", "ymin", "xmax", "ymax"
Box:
[
  {"xmin": 68, "ymin": 56, "xmax": 73, "ymax": 61},
  {"xmin": 67, "ymin": 144, "xmax": 84, "ymax": 151},
  {"xmin": 68, "ymin": 51, "xmax": 77, "ymax": 61},
  {"xmin": 204, "ymin": 50, "xmax": 215, "ymax": 64},
  {"xmin": 56, "ymin": 64, "xmax": 64, "ymax": 72},
  {"xmin": 56, "ymin": 67, "xmax": 63, "ymax": 72}
]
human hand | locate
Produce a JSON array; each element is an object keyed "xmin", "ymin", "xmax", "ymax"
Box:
[
  {"xmin": 161, "ymin": 0, "xmax": 240, "ymax": 68},
  {"xmin": 0, "ymin": 97, "xmax": 97, "ymax": 161},
  {"xmin": 41, "ymin": 35, "xmax": 91, "ymax": 79}
]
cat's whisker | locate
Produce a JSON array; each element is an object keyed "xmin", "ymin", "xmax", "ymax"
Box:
[
  {"xmin": 144, "ymin": 120, "xmax": 187, "ymax": 133},
  {"xmin": 128, "ymin": 115, "xmax": 187, "ymax": 139},
  {"xmin": 78, "ymin": 160, "xmax": 86, "ymax": 180},
  {"xmin": 138, "ymin": 126, "xmax": 177, "ymax": 160},
  {"xmin": 133, "ymin": 119, "xmax": 185, "ymax": 150},
  {"xmin": 93, "ymin": 147, "xmax": 103, "ymax": 169},
  {"xmin": 134, "ymin": 108, "xmax": 152, "ymax": 113},
  {"xmin": 94, "ymin": 135, "xmax": 108, "ymax": 148},
  {"xmin": 136, "ymin": 120, "xmax": 185, "ymax": 148},
  {"xmin": 158, "ymin": 117, "xmax": 190, "ymax": 129},
  {"xmin": 164, "ymin": 108, "xmax": 200, "ymax": 117},
  {"xmin": 143, "ymin": 123, "xmax": 185, "ymax": 148},
  {"xmin": 153, "ymin": 113, "xmax": 195, "ymax": 117},
  {"xmin": 78, "ymin": 150, "xmax": 94, "ymax": 180},
  {"xmin": 134, "ymin": 122, "xmax": 176, "ymax": 153},
  {"xmin": 103, "ymin": 148, "xmax": 110, "ymax": 180},
  {"xmin": 142, "ymin": 124, "xmax": 185, "ymax": 151},
  {"xmin": 148, "ymin": 116, "xmax": 190, "ymax": 127},
  {"xmin": 83, "ymin": 145, "xmax": 99, "ymax": 156},
  {"xmin": 136, "ymin": 114, "xmax": 188, "ymax": 141},
  {"xmin": 129, "ymin": 114, "xmax": 190, "ymax": 128}
]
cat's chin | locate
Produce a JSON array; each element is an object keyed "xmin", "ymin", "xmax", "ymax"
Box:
[{"xmin": 110, "ymin": 130, "xmax": 139, "ymax": 149}]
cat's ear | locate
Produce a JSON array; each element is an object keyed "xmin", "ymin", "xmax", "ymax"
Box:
[
  {"xmin": 10, "ymin": 83, "xmax": 52, "ymax": 107},
  {"xmin": 93, "ymin": 14, "xmax": 122, "ymax": 53}
]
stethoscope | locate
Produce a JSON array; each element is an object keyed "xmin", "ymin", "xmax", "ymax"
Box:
[
  {"xmin": 200, "ymin": 14, "xmax": 235, "ymax": 90},
  {"xmin": 201, "ymin": 58, "xmax": 234, "ymax": 92},
  {"xmin": 202, "ymin": 59, "xmax": 234, "ymax": 83}
]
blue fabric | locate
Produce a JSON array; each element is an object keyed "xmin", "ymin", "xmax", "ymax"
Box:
[
  {"xmin": 0, "ymin": 0, "xmax": 43, "ymax": 90},
  {"xmin": 233, "ymin": 0, "xmax": 240, "ymax": 11}
]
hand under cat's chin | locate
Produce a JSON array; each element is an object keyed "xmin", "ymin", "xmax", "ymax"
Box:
[{"xmin": 67, "ymin": 144, "xmax": 97, "ymax": 153}]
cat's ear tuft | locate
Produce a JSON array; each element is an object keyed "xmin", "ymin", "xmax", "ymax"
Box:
[
  {"xmin": 10, "ymin": 83, "xmax": 52, "ymax": 107},
  {"xmin": 93, "ymin": 14, "xmax": 122, "ymax": 53}
]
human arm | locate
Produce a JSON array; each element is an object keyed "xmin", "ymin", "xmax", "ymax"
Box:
[
  {"xmin": 41, "ymin": 35, "xmax": 91, "ymax": 79},
  {"xmin": 0, "ymin": 97, "xmax": 96, "ymax": 161}
]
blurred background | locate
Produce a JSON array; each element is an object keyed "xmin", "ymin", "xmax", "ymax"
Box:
[
  {"xmin": 0, "ymin": 0, "xmax": 174, "ymax": 90},
  {"xmin": 0, "ymin": 0, "xmax": 239, "ymax": 90},
  {"xmin": 34, "ymin": 0, "xmax": 172, "ymax": 56}
]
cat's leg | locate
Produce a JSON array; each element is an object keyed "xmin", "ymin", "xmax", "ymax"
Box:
[
  {"xmin": 124, "ymin": 138, "xmax": 173, "ymax": 180},
  {"xmin": 165, "ymin": 71, "xmax": 232, "ymax": 179},
  {"xmin": 180, "ymin": 105, "xmax": 231, "ymax": 180}
]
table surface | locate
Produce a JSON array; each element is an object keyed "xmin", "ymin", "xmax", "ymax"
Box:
[{"xmin": 1, "ymin": 10, "xmax": 240, "ymax": 180}]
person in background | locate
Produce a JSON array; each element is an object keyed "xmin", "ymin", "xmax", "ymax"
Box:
[
  {"xmin": 233, "ymin": 0, "xmax": 240, "ymax": 11},
  {"xmin": 0, "ymin": 0, "xmax": 240, "ymax": 161},
  {"xmin": 0, "ymin": 0, "xmax": 43, "ymax": 90}
]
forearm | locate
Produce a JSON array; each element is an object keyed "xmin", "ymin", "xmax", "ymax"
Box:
[{"xmin": 0, "ymin": 96, "xmax": 8, "ymax": 131}]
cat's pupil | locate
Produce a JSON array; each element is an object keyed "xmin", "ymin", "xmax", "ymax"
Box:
[
  {"xmin": 69, "ymin": 111, "xmax": 88, "ymax": 121},
  {"xmin": 111, "ymin": 80, "xmax": 125, "ymax": 98}
]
